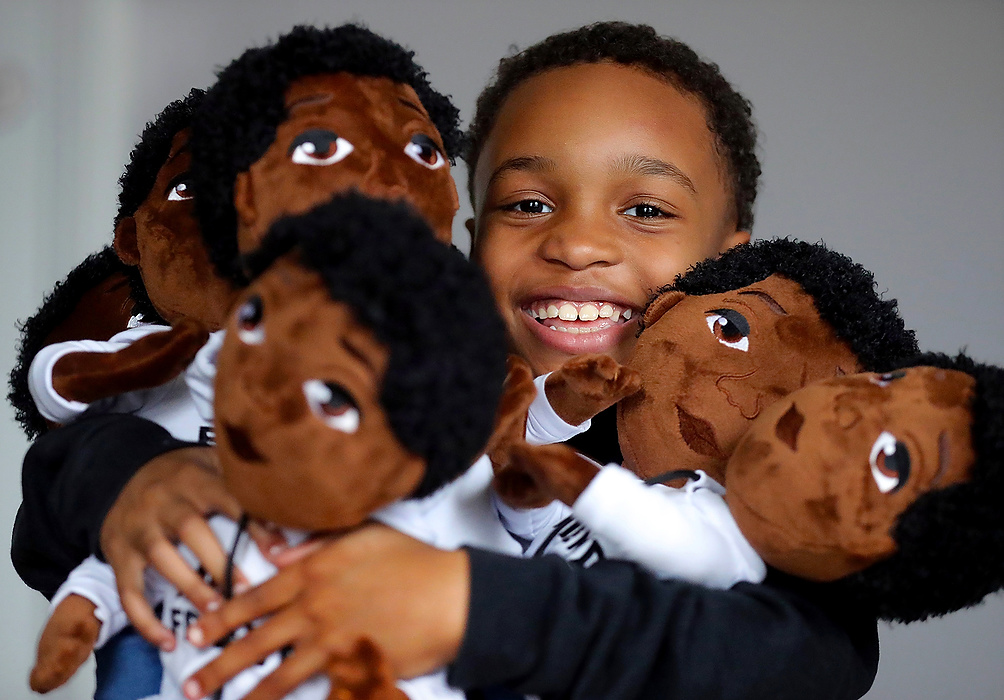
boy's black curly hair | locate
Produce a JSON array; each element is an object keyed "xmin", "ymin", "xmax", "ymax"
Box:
[
  {"xmin": 241, "ymin": 191, "xmax": 507, "ymax": 498},
  {"xmin": 466, "ymin": 21, "xmax": 760, "ymax": 232},
  {"xmin": 116, "ymin": 88, "xmax": 205, "ymax": 321},
  {"xmin": 8, "ymin": 248, "xmax": 131, "ymax": 438},
  {"xmin": 191, "ymin": 24, "xmax": 464, "ymax": 284},
  {"xmin": 642, "ymin": 238, "xmax": 919, "ymax": 371},
  {"xmin": 836, "ymin": 351, "xmax": 1004, "ymax": 623}
]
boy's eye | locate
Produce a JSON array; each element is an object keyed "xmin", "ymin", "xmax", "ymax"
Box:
[
  {"xmin": 706, "ymin": 308, "xmax": 750, "ymax": 351},
  {"xmin": 288, "ymin": 129, "xmax": 354, "ymax": 166},
  {"xmin": 869, "ymin": 431, "xmax": 910, "ymax": 493},
  {"xmin": 507, "ymin": 199, "xmax": 553, "ymax": 215},
  {"xmin": 623, "ymin": 203, "xmax": 669, "ymax": 218},
  {"xmin": 303, "ymin": 379, "xmax": 361, "ymax": 434},
  {"xmin": 166, "ymin": 174, "xmax": 193, "ymax": 201},
  {"xmin": 236, "ymin": 295, "xmax": 264, "ymax": 345},
  {"xmin": 404, "ymin": 134, "xmax": 445, "ymax": 170}
]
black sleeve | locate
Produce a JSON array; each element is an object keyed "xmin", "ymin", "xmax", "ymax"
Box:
[
  {"xmin": 11, "ymin": 413, "xmax": 190, "ymax": 599},
  {"xmin": 449, "ymin": 549, "xmax": 878, "ymax": 700}
]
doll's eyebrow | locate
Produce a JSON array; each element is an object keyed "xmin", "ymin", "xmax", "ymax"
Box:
[
  {"xmin": 932, "ymin": 430, "xmax": 950, "ymax": 487},
  {"xmin": 287, "ymin": 93, "xmax": 334, "ymax": 112},
  {"xmin": 612, "ymin": 154, "xmax": 696, "ymax": 194},
  {"xmin": 398, "ymin": 98, "xmax": 427, "ymax": 116},
  {"xmin": 486, "ymin": 155, "xmax": 557, "ymax": 190},
  {"xmin": 738, "ymin": 290, "xmax": 787, "ymax": 315},
  {"xmin": 164, "ymin": 143, "xmax": 190, "ymax": 165}
]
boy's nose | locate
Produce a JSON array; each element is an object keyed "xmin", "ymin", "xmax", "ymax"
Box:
[{"xmin": 537, "ymin": 218, "xmax": 623, "ymax": 270}]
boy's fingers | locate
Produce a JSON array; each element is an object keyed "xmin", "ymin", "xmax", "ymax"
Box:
[
  {"xmin": 191, "ymin": 571, "xmax": 302, "ymax": 645},
  {"xmin": 119, "ymin": 581, "xmax": 175, "ymax": 650},
  {"xmin": 244, "ymin": 647, "xmax": 327, "ymax": 700},
  {"xmin": 146, "ymin": 538, "xmax": 222, "ymax": 613},
  {"xmin": 186, "ymin": 609, "xmax": 308, "ymax": 698},
  {"xmin": 175, "ymin": 515, "xmax": 231, "ymax": 586}
]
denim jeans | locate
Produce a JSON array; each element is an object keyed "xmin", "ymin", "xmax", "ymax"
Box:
[{"xmin": 93, "ymin": 626, "xmax": 163, "ymax": 700}]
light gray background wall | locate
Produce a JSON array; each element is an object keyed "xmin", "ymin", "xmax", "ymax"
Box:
[{"xmin": 0, "ymin": 1, "xmax": 1000, "ymax": 697}]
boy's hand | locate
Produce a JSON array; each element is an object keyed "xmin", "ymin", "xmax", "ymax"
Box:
[
  {"xmin": 544, "ymin": 354, "xmax": 641, "ymax": 426},
  {"xmin": 181, "ymin": 524, "xmax": 469, "ymax": 700},
  {"xmin": 52, "ymin": 318, "xmax": 209, "ymax": 403},
  {"xmin": 30, "ymin": 594, "xmax": 101, "ymax": 693},
  {"xmin": 507, "ymin": 442, "xmax": 601, "ymax": 506},
  {"xmin": 100, "ymin": 445, "xmax": 244, "ymax": 650}
]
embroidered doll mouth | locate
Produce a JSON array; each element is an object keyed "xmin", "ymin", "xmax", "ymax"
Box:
[
  {"xmin": 222, "ymin": 424, "xmax": 265, "ymax": 463},
  {"xmin": 676, "ymin": 405, "xmax": 726, "ymax": 460}
]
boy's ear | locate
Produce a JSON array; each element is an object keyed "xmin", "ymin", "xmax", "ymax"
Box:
[
  {"xmin": 642, "ymin": 290, "xmax": 685, "ymax": 328},
  {"xmin": 464, "ymin": 217, "xmax": 476, "ymax": 239},
  {"xmin": 113, "ymin": 217, "xmax": 140, "ymax": 265},
  {"xmin": 234, "ymin": 171, "xmax": 258, "ymax": 227},
  {"xmin": 721, "ymin": 229, "xmax": 751, "ymax": 253}
]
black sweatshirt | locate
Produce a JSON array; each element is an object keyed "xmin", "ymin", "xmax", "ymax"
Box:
[{"xmin": 12, "ymin": 414, "xmax": 878, "ymax": 699}]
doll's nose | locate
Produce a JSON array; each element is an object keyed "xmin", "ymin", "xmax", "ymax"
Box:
[{"xmin": 360, "ymin": 154, "xmax": 409, "ymax": 201}]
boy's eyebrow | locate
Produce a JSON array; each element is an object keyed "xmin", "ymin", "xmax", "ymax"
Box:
[
  {"xmin": 613, "ymin": 154, "xmax": 696, "ymax": 194},
  {"xmin": 486, "ymin": 155, "xmax": 557, "ymax": 190},
  {"xmin": 737, "ymin": 289, "xmax": 787, "ymax": 315}
]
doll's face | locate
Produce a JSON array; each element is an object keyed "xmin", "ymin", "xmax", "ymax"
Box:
[
  {"xmin": 234, "ymin": 74, "xmax": 459, "ymax": 253},
  {"xmin": 114, "ymin": 129, "xmax": 239, "ymax": 329},
  {"xmin": 214, "ymin": 257, "xmax": 425, "ymax": 531},
  {"xmin": 725, "ymin": 367, "xmax": 976, "ymax": 581},
  {"xmin": 617, "ymin": 274, "xmax": 860, "ymax": 484}
]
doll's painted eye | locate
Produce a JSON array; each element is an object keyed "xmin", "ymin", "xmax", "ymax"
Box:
[
  {"xmin": 303, "ymin": 380, "xmax": 360, "ymax": 434},
  {"xmin": 705, "ymin": 309, "xmax": 750, "ymax": 351},
  {"xmin": 870, "ymin": 369, "xmax": 907, "ymax": 388},
  {"xmin": 288, "ymin": 129, "xmax": 354, "ymax": 166},
  {"xmin": 166, "ymin": 174, "xmax": 193, "ymax": 201},
  {"xmin": 869, "ymin": 431, "xmax": 911, "ymax": 493},
  {"xmin": 236, "ymin": 295, "xmax": 264, "ymax": 345},
  {"xmin": 404, "ymin": 134, "xmax": 445, "ymax": 170}
]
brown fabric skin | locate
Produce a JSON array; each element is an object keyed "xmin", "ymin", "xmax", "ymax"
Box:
[
  {"xmin": 214, "ymin": 258, "xmax": 425, "ymax": 532},
  {"xmin": 51, "ymin": 318, "xmax": 209, "ymax": 404},
  {"xmin": 114, "ymin": 129, "xmax": 238, "ymax": 330},
  {"xmin": 726, "ymin": 367, "xmax": 976, "ymax": 581},
  {"xmin": 618, "ymin": 275, "xmax": 860, "ymax": 484},
  {"xmin": 30, "ymin": 593, "xmax": 101, "ymax": 693},
  {"xmin": 507, "ymin": 442, "xmax": 601, "ymax": 507},
  {"xmin": 42, "ymin": 272, "xmax": 135, "ymax": 347},
  {"xmin": 234, "ymin": 74, "xmax": 459, "ymax": 254},
  {"xmin": 544, "ymin": 354, "xmax": 642, "ymax": 427}
]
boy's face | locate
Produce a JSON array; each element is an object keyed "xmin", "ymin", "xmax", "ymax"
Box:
[
  {"xmin": 470, "ymin": 62, "xmax": 749, "ymax": 375},
  {"xmin": 725, "ymin": 367, "xmax": 976, "ymax": 581},
  {"xmin": 617, "ymin": 275, "xmax": 860, "ymax": 484},
  {"xmin": 214, "ymin": 258, "xmax": 425, "ymax": 531},
  {"xmin": 114, "ymin": 129, "xmax": 238, "ymax": 329},
  {"xmin": 234, "ymin": 74, "xmax": 459, "ymax": 253}
]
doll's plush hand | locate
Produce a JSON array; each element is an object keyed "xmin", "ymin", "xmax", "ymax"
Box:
[
  {"xmin": 484, "ymin": 355, "xmax": 537, "ymax": 459},
  {"xmin": 324, "ymin": 638, "xmax": 409, "ymax": 700},
  {"xmin": 544, "ymin": 354, "xmax": 641, "ymax": 426},
  {"xmin": 30, "ymin": 593, "xmax": 101, "ymax": 693},
  {"xmin": 52, "ymin": 317, "xmax": 209, "ymax": 403},
  {"xmin": 507, "ymin": 442, "xmax": 601, "ymax": 506},
  {"xmin": 100, "ymin": 445, "xmax": 247, "ymax": 650},
  {"xmin": 182, "ymin": 523, "xmax": 468, "ymax": 700}
]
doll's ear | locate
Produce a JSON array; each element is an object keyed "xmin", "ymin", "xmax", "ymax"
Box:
[
  {"xmin": 234, "ymin": 171, "xmax": 258, "ymax": 227},
  {"xmin": 113, "ymin": 217, "xmax": 140, "ymax": 266},
  {"xmin": 642, "ymin": 290, "xmax": 685, "ymax": 328}
]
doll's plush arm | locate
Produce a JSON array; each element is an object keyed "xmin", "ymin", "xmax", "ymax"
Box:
[
  {"xmin": 542, "ymin": 354, "xmax": 641, "ymax": 428},
  {"xmin": 28, "ymin": 319, "xmax": 208, "ymax": 418}
]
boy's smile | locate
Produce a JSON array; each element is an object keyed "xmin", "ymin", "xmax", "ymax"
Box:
[{"xmin": 470, "ymin": 62, "xmax": 749, "ymax": 375}]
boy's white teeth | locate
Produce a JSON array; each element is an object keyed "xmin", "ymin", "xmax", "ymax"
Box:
[{"xmin": 529, "ymin": 300, "xmax": 634, "ymax": 323}]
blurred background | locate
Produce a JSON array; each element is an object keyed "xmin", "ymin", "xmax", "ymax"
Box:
[{"xmin": 0, "ymin": 1, "xmax": 1000, "ymax": 697}]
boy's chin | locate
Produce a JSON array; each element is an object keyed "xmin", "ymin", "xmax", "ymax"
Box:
[{"xmin": 514, "ymin": 319, "xmax": 638, "ymax": 375}]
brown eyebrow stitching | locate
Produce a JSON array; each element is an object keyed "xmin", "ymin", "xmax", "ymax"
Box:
[
  {"xmin": 398, "ymin": 98, "xmax": 427, "ymax": 116},
  {"xmin": 738, "ymin": 290, "xmax": 788, "ymax": 315},
  {"xmin": 340, "ymin": 335, "xmax": 378, "ymax": 374},
  {"xmin": 932, "ymin": 430, "xmax": 950, "ymax": 487},
  {"xmin": 612, "ymin": 154, "xmax": 696, "ymax": 194},
  {"xmin": 164, "ymin": 142, "xmax": 190, "ymax": 165},
  {"xmin": 486, "ymin": 155, "xmax": 558, "ymax": 191},
  {"xmin": 287, "ymin": 92, "xmax": 334, "ymax": 112}
]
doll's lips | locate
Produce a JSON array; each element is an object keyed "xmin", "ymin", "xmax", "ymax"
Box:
[
  {"xmin": 222, "ymin": 424, "xmax": 265, "ymax": 463},
  {"xmin": 676, "ymin": 405, "xmax": 726, "ymax": 460}
]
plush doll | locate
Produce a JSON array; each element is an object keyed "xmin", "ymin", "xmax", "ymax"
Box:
[
  {"xmin": 30, "ymin": 193, "xmax": 508, "ymax": 699},
  {"xmin": 188, "ymin": 23, "xmax": 464, "ymax": 285},
  {"xmin": 491, "ymin": 238, "xmax": 921, "ymax": 574}
]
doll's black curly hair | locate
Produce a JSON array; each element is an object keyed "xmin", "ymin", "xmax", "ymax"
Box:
[
  {"xmin": 116, "ymin": 88, "xmax": 205, "ymax": 321},
  {"xmin": 642, "ymin": 238, "xmax": 919, "ymax": 371},
  {"xmin": 466, "ymin": 21, "xmax": 760, "ymax": 232},
  {"xmin": 836, "ymin": 351, "xmax": 1004, "ymax": 622},
  {"xmin": 241, "ymin": 192, "xmax": 507, "ymax": 498},
  {"xmin": 191, "ymin": 24, "xmax": 464, "ymax": 284},
  {"xmin": 7, "ymin": 247, "xmax": 131, "ymax": 438}
]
